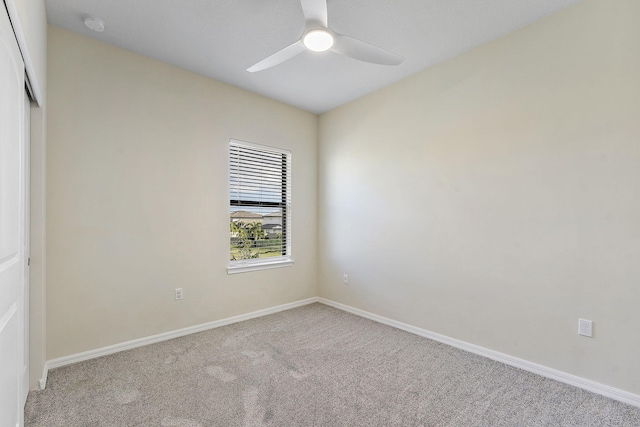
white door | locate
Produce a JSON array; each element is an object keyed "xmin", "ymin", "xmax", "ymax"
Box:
[{"xmin": 0, "ymin": 3, "xmax": 27, "ymax": 427}]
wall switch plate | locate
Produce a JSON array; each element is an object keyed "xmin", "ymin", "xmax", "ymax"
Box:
[
  {"xmin": 175, "ymin": 288, "xmax": 183, "ymax": 300},
  {"xmin": 578, "ymin": 318, "xmax": 592, "ymax": 337},
  {"xmin": 343, "ymin": 274, "xmax": 348, "ymax": 285}
]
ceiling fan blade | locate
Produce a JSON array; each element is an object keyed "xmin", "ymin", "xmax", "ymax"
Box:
[
  {"xmin": 332, "ymin": 34, "xmax": 404, "ymax": 66},
  {"xmin": 300, "ymin": 0, "xmax": 328, "ymax": 27},
  {"xmin": 247, "ymin": 40, "xmax": 306, "ymax": 72}
]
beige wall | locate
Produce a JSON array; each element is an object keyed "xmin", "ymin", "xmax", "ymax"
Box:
[
  {"xmin": 318, "ymin": 0, "xmax": 640, "ymax": 394},
  {"xmin": 46, "ymin": 26, "xmax": 318, "ymax": 359},
  {"xmin": 12, "ymin": 0, "xmax": 46, "ymax": 103},
  {"xmin": 44, "ymin": 0, "xmax": 640, "ymax": 397},
  {"xmin": 11, "ymin": 0, "xmax": 48, "ymax": 389}
]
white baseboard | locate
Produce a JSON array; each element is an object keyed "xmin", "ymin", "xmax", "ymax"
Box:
[
  {"xmin": 39, "ymin": 295, "xmax": 640, "ymax": 409},
  {"xmin": 317, "ymin": 298, "xmax": 640, "ymax": 409},
  {"xmin": 41, "ymin": 297, "xmax": 320, "ymax": 387},
  {"xmin": 39, "ymin": 363, "xmax": 48, "ymax": 390}
]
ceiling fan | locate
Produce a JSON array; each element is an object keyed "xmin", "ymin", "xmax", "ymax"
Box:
[{"xmin": 247, "ymin": 0, "xmax": 404, "ymax": 72}]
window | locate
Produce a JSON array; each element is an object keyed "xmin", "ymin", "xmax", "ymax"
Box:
[{"xmin": 228, "ymin": 139, "xmax": 292, "ymax": 274}]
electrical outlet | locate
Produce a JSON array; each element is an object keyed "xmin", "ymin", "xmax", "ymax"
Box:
[
  {"xmin": 343, "ymin": 274, "xmax": 348, "ymax": 285},
  {"xmin": 175, "ymin": 288, "xmax": 183, "ymax": 301},
  {"xmin": 578, "ymin": 318, "xmax": 592, "ymax": 337}
]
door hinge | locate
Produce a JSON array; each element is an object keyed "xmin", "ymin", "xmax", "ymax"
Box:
[{"xmin": 28, "ymin": 257, "xmax": 30, "ymax": 266}]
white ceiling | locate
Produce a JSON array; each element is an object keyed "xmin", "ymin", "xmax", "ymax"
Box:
[{"xmin": 45, "ymin": 0, "xmax": 582, "ymax": 114}]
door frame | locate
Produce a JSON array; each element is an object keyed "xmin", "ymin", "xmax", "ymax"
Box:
[{"xmin": 22, "ymin": 89, "xmax": 30, "ymax": 405}]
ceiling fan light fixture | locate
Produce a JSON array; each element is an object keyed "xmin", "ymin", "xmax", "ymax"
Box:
[
  {"xmin": 303, "ymin": 30, "xmax": 334, "ymax": 52},
  {"xmin": 246, "ymin": 0, "xmax": 403, "ymax": 72}
]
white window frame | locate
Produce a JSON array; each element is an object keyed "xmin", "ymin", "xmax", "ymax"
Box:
[{"xmin": 227, "ymin": 139, "xmax": 293, "ymax": 274}]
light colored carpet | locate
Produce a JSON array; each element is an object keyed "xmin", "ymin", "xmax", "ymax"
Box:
[{"xmin": 25, "ymin": 303, "xmax": 640, "ymax": 426}]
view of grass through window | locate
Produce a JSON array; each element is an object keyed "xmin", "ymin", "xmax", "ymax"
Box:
[{"xmin": 229, "ymin": 209, "xmax": 284, "ymax": 260}]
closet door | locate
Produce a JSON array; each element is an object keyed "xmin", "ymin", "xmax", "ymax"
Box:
[{"xmin": 0, "ymin": 4, "xmax": 27, "ymax": 427}]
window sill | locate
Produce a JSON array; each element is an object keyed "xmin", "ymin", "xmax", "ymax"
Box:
[{"xmin": 227, "ymin": 259, "xmax": 294, "ymax": 275}]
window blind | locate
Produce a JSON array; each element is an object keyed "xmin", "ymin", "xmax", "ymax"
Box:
[{"xmin": 229, "ymin": 140, "xmax": 291, "ymax": 263}]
